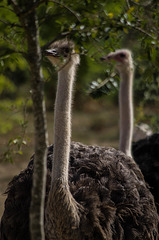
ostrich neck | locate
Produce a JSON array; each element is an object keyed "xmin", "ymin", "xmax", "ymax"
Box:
[
  {"xmin": 119, "ymin": 68, "xmax": 133, "ymax": 157},
  {"xmin": 52, "ymin": 64, "xmax": 75, "ymax": 182},
  {"xmin": 45, "ymin": 63, "xmax": 82, "ymax": 239}
]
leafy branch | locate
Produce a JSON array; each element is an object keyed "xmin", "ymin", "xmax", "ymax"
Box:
[
  {"xmin": 0, "ymin": 98, "xmax": 30, "ymax": 162},
  {"xmin": 87, "ymin": 72, "xmax": 119, "ymax": 98}
]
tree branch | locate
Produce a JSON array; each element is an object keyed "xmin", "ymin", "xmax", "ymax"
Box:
[
  {"xmin": 0, "ymin": 19, "xmax": 21, "ymax": 28},
  {"xmin": 9, "ymin": 0, "xmax": 80, "ymax": 22},
  {"xmin": 125, "ymin": 0, "xmax": 131, "ymax": 9},
  {"xmin": 9, "ymin": 0, "xmax": 21, "ymax": 16},
  {"xmin": 0, "ymin": 5, "xmax": 16, "ymax": 14},
  {"xmin": 48, "ymin": 0, "xmax": 81, "ymax": 22},
  {"xmin": 126, "ymin": 22, "xmax": 156, "ymax": 40},
  {"xmin": 130, "ymin": 0, "xmax": 153, "ymax": 7}
]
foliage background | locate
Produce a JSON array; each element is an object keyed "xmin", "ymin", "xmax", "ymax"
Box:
[{"xmin": 0, "ymin": 0, "xmax": 159, "ymax": 162}]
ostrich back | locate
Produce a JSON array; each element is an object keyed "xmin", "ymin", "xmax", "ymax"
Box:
[
  {"xmin": 132, "ymin": 132, "xmax": 159, "ymax": 213},
  {"xmin": 0, "ymin": 142, "xmax": 158, "ymax": 240}
]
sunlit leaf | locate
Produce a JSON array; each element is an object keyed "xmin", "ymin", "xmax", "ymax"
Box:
[{"xmin": 108, "ymin": 13, "xmax": 114, "ymax": 19}]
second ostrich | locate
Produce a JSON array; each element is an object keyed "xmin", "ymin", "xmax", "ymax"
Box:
[
  {"xmin": 101, "ymin": 49, "xmax": 133, "ymax": 158},
  {"xmin": 101, "ymin": 49, "xmax": 159, "ymax": 213},
  {"xmin": 0, "ymin": 40, "xmax": 159, "ymax": 240}
]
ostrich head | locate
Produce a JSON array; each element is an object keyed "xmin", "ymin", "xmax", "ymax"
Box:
[
  {"xmin": 101, "ymin": 49, "xmax": 133, "ymax": 74},
  {"xmin": 45, "ymin": 39, "xmax": 80, "ymax": 70}
]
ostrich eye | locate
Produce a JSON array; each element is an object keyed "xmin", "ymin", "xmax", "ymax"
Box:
[
  {"xmin": 119, "ymin": 53, "xmax": 126, "ymax": 58},
  {"xmin": 61, "ymin": 47, "xmax": 70, "ymax": 57},
  {"xmin": 64, "ymin": 47, "xmax": 70, "ymax": 53}
]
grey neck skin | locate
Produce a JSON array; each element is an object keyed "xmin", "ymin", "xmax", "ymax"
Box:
[
  {"xmin": 52, "ymin": 64, "xmax": 76, "ymax": 183},
  {"xmin": 119, "ymin": 67, "xmax": 134, "ymax": 157}
]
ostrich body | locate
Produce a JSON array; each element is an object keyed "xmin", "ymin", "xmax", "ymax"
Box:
[
  {"xmin": 0, "ymin": 41, "xmax": 159, "ymax": 240},
  {"xmin": 101, "ymin": 49, "xmax": 159, "ymax": 213},
  {"xmin": 132, "ymin": 132, "xmax": 159, "ymax": 212}
]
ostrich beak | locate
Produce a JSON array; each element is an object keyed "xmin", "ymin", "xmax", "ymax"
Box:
[
  {"xmin": 100, "ymin": 56, "xmax": 109, "ymax": 61},
  {"xmin": 44, "ymin": 49, "xmax": 60, "ymax": 57},
  {"xmin": 100, "ymin": 53, "xmax": 115, "ymax": 62}
]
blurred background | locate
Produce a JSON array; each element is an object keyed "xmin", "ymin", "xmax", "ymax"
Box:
[{"xmin": 0, "ymin": 0, "xmax": 159, "ymax": 216}]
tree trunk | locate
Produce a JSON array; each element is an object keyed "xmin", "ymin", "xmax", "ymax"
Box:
[{"xmin": 10, "ymin": 1, "xmax": 48, "ymax": 239}]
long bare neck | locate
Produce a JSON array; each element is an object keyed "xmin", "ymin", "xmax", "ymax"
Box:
[
  {"xmin": 119, "ymin": 67, "xmax": 133, "ymax": 157},
  {"xmin": 45, "ymin": 62, "xmax": 82, "ymax": 239},
  {"xmin": 52, "ymin": 63, "xmax": 76, "ymax": 183}
]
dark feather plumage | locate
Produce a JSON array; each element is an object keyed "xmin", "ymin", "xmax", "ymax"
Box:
[
  {"xmin": 0, "ymin": 142, "xmax": 158, "ymax": 240},
  {"xmin": 132, "ymin": 132, "xmax": 159, "ymax": 213}
]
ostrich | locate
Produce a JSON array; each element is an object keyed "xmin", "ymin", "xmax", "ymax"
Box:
[
  {"xmin": 0, "ymin": 41, "xmax": 159, "ymax": 240},
  {"xmin": 101, "ymin": 49, "xmax": 133, "ymax": 158},
  {"xmin": 132, "ymin": 131, "xmax": 159, "ymax": 213},
  {"xmin": 101, "ymin": 49, "xmax": 159, "ymax": 212}
]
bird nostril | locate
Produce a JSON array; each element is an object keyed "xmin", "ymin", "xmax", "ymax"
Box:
[
  {"xmin": 100, "ymin": 56, "xmax": 110, "ymax": 61},
  {"xmin": 100, "ymin": 57, "xmax": 105, "ymax": 61}
]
